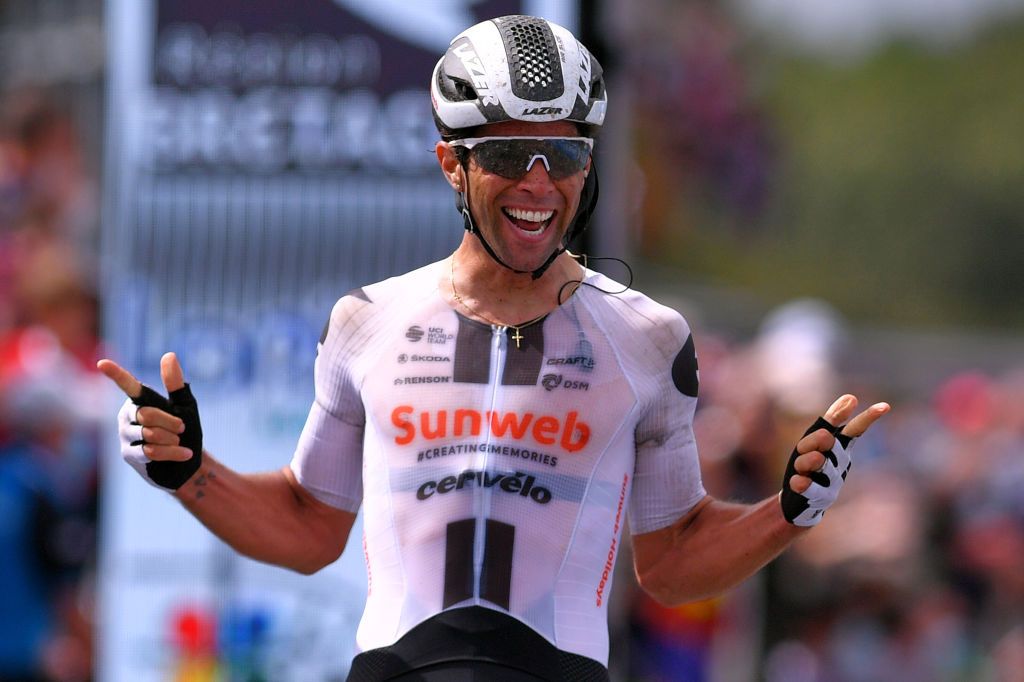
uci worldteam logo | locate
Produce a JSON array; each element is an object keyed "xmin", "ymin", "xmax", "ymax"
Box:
[{"xmin": 406, "ymin": 326, "xmax": 424, "ymax": 342}]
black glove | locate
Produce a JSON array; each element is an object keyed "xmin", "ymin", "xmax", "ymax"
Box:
[
  {"xmin": 780, "ymin": 416, "xmax": 854, "ymax": 527},
  {"xmin": 120, "ymin": 383, "xmax": 203, "ymax": 490}
]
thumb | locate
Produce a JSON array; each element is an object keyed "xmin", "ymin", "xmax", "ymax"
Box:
[{"xmin": 160, "ymin": 352, "xmax": 186, "ymax": 393}]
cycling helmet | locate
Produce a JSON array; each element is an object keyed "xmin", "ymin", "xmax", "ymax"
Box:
[
  {"xmin": 433, "ymin": 15, "xmax": 606, "ymax": 280},
  {"xmin": 431, "ymin": 15, "xmax": 607, "ymax": 136}
]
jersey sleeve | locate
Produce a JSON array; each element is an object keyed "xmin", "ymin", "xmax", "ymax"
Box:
[
  {"xmin": 629, "ymin": 311, "xmax": 707, "ymax": 535},
  {"xmin": 289, "ymin": 291, "xmax": 370, "ymax": 512}
]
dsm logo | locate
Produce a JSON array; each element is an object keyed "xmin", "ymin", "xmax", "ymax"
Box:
[
  {"xmin": 541, "ymin": 374, "xmax": 562, "ymax": 391},
  {"xmin": 406, "ymin": 325, "xmax": 424, "ymax": 342},
  {"xmin": 542, "ymin": 373, "xmax": 589, "ymax": 392}
]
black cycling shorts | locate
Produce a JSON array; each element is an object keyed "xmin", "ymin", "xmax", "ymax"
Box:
[{"xmin": 347, "ymin": 606, "xmax": 610, "ymax": 682}]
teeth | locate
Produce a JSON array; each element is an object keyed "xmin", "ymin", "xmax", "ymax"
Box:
[{"xmin": 504, "ymin": 207, "xmax": 554, "ymax": 223}]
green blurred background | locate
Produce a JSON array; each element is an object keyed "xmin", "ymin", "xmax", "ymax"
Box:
[{"xmin": 618, "ymin": 1, "xmax": 1024, "ymax": 331}]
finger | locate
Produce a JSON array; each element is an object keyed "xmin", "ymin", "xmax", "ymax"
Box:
[
  {"xmin": 793, "ymin": 451, "xmax": 826, "ymax": 476},
  {"xmin": 136, "ymin": 406, "xmax": 185, "ymax": 433},
  {"xmin": 789, "ymin": 474, "xmax": 812, "ymax": 495},
  {"xmin": 841, "ymin": 402, "xmax": 891, "ymax": 438},
  {"xmin": 140, "ymin": 426, "xmax": 181, "ymax": 447},
  {"xmin": 142, "ymin": 443, "xmax": 193, "ymax": 462},
  {"xmin": 797, "ymin": 428, "xmax": 834, "ymax": 455},
  {"xmin": 97, "ymin": 359, "xmax": 143, "ymax": 399},
  {"xmin": 160, "ymin": 352, "xmax": 186, "ymax": 393},
  {"xmin": 823, "ymin": 394, "xmax": 858, "ymax": 426}
]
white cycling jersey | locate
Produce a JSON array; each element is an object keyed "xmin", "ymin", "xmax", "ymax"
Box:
[{"xmin": 290, "ymin": 259, "xmax": 706, "ymax": 665}]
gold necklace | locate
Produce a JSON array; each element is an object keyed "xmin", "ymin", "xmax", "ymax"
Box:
[{"xmin": 449, "ymin": 256, "xmax": 547, "ymax": 349}]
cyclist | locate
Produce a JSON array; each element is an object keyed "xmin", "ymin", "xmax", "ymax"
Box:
[{"xmin": 99, "ymin": 15, "xmax": 888, "ymax": 681}]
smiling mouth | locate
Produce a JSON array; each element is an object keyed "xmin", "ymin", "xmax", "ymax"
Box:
[{"xmin": 502, "ymin": 207, "xmax": 555, "ymax": 235}]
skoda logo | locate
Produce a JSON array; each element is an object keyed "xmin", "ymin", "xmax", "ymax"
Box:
[
  {"xmin": 398, "ymin": 354, "xmax": 408, "ymax": 363},
  {"xmin": 406, "ymin": 325, "xmax": 424, "ymax": 342}
]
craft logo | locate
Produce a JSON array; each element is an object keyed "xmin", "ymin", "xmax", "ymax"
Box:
[
  {"xmin": 406, "ymin": 326, "xmax": 424, "ymax": 342},
  {"xmin": 391, "ymin": 405, "xmax": 590, "ymax": 453},
  {"xmin": 546, "ymin": 355, "xmax": 595, "ymax": 370}
]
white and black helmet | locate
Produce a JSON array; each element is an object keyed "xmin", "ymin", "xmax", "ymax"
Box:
[{"xmin": 431, "ymin": 15, "xmax": 607, "ymax": 136}]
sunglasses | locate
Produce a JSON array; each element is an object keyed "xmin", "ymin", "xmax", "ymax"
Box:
[{"xmin": 449, "ymin": 136, "xmax": 594, "ymax": 180}]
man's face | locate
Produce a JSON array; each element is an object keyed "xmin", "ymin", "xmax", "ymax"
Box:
[{"xmin": 449, "ymin": 120, "xmax": 591, "ymax": 274}]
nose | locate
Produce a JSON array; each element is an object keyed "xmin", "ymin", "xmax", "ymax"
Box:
[{"xmin": 516, "ymin": 157, "xmax": 555, "ymax": 192}]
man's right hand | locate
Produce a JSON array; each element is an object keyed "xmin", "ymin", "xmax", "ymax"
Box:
[{"xmin": 97, "ymin": 352, "xmax": 204, "ymax": 491}]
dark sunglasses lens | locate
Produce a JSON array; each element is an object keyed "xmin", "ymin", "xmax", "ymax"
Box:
[
  {"xmin": 541, "ymin": 140, "xmax": 591, "ymax": 178},
  {"xmin": 470, "ymin": 142, "xmax": 525, "ymax": 178},
  {"xmin": 471, "ymin": 140, "xmax": 590, "ymax": 179}
]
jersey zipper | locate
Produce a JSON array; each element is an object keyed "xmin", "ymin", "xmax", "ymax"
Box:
[{"xmin": 472, "ymin": 324, "xmax": 506, "ymax": 600}]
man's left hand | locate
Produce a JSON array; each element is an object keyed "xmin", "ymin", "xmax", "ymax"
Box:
[{"xmin": 781, "ymin": 395, "xmax": 890, "ymax": 527}]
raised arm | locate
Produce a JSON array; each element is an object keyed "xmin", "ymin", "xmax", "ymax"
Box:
[
  {"xmin": 632, "ymin": 395, "xmax": 889, "ymax": 606},
  {"xmin": 98, "ymin": 352, "xmax": 355, "ymax": 574}
]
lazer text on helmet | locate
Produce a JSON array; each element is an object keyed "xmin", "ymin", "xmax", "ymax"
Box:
[{"xmin": 452, "ymin": 41, "xmax": 499, "ymax": 107}]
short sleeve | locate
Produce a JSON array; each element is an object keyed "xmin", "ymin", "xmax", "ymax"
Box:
[
  {"xmin": 289, "ymin": 291, "xmax": 371, "ymax": 512},
  {"xmin": 628, "ymin": 314, "xmax": 707, "ymax": 534}
]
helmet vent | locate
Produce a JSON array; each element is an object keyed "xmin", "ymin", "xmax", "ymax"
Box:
[
  {"xmin": 454, "ymin": 80, "xmax": 477, "ymax": 101},
  {"xmin": 496, "ymin": 16, "xmax": 565, "ymax": 102}
]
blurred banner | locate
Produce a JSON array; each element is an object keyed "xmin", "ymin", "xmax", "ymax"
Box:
[{"xmin": 99, "ymin": 1, "xmax": 577, "ymax": 679}]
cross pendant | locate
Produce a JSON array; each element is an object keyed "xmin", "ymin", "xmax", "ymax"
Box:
[{"xmin": 511, "ymin": 327, "xmax": 524, "ymax": 349}]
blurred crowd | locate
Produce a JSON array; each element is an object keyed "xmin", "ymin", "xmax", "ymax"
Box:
[
  {"xmin": 0, "ymin": 89, "xmax": 103, "ymax": 682},
  {"xmin": 623, "ymin": 301, "xmax": 1024, "ymax": 682}
]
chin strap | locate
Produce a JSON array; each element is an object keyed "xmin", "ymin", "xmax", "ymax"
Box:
[{"xmin": 456, "ymin": 164, "xmax": 600, "ymax": 281}]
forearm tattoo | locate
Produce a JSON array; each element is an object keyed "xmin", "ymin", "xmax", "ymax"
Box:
[{"xmin": 191, "ymin": 469, "xmax": 217, "ymax": 500}]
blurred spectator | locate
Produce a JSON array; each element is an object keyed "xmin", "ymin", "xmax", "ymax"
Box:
[
  {"xmin": 0, "ymin": 408, "xmax": 69, "ymax": 681},
  {"xmin": 5, "ymin": 91, "xmax": 98, "ymax": 248},
  {"xmin": 625, "ymin": 298, "xmax": 1024, "ymax": 681},
  {"xmin": 12, "ymin": 241, "xmax": 101, "ymax": 372},
  {"xmin": 622, "ymin": 0, "xmax": 776, "ymax": 250},
  {"xmin": 0, "ymin": 88, "xmax": 100, "ymax": 682},
  {"xmin": 0, "ymin": 329, "xmax": 98, "ymax": 682}
]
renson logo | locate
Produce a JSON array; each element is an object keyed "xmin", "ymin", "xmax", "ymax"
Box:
[{"xmin": 391, "ymin": 405, "xmax": 590, "ymax": 453}]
